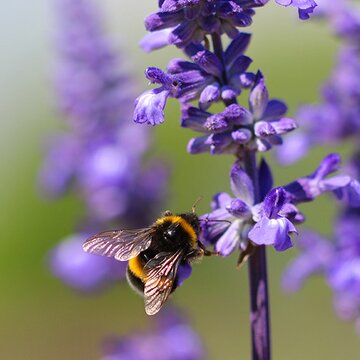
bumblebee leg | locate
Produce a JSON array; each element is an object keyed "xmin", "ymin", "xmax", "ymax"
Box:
[
  {"xmin": 162, "ymin": 210, "xmax": 173, "ymax": 216},
  {"xmin": 198, "ymin": 241, "xmax": 219, "ymax": 256}
]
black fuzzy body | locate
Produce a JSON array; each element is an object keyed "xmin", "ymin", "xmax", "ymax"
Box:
[{"xmin": 126, "ymin": 212, "xmax": 201, "ymax": 294}]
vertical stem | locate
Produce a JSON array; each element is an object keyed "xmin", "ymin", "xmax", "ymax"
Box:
[
  {"xmin": 212, "ymin": 31, "xmax": 271, "ymax": 358},
  {"xmin": 244, "ymin": 150, "xmax": 271, "ymax": 360}
]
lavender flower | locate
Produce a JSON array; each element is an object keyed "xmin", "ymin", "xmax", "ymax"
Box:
[
  {"xmin": 135, "ymin": 33, "xmax": 254, "ymax": 126},
  {"xmin": 102, "ymin": 309, "xmax": 204, "ymax": 360},
  {"xmin": 185, "ymin": 72, "xmax": 297, "ymax": 154},
  {"xmin": 41, "ymin": 0, "xmax": 168, "ymax": 291},
  {"xmin": 144, "ymin": 0, "xmax": 268, "ymax": 48},
  {"xmin": 275, "ymin": 0, "xmax": 317, "ymax": 20},
  {"xmin": 200, "ymin": 161, "xmax": 302, "ymax": 254},
  {"xmin": 50, "ymin": 233, "xmax": 126, "ymax": 291},
  {"xmin": 284, "ymin": 153, "xmax": 360, "ymax": 205}
]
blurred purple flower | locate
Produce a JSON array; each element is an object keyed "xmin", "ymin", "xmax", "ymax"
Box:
[
  {"xmin": 41, "ymin": 0, "xmax": 169, "ymax": 291},
  {"xmin": 283, "ymin": 207, "xmax": 360, "ymax": 332},
  {"xmin": 102, "ymin": 308, "xmax": 204, "ymax": 360},
  {"xmin": 50, "ymin": 233, "xmax": 127, "ymax": 291}
]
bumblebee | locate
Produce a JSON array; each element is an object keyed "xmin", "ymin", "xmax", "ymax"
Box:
[{"xmin": 83, "ymin": 209, "xmax": 215, "ymax": 315}]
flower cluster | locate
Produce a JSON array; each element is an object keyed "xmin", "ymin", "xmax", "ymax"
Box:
[
  {"xmin": 102, "ymin": 309, "xmax": 204, "ymax": 360},
  {"xmin": 279, "ymin": 0, "xmax": 360, "ymax": 333},
  {"xmin": 141, "ymin": 0, "xmax": 317, "ymax": 53},
  {"xmin": 279, "ymin": 0, "xmax": 360, "ymax": 164},
  {"xmin": 201, "ymin": 154, "xmax": 359, "ymax": 259},
  {"xmin": 40, "ymin": 0, "xmax": 168, "ymax": 291}
]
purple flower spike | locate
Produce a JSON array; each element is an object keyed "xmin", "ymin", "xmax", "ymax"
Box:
[{"xmin": 249, "ymin": 187, "xmax": 297, "ymax": 251}]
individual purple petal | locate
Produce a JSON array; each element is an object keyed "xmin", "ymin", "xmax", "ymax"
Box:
[
  {"xmin": 144, "ymin": 10, "xmax": 183, "ymax": 32},
  {"xmin": 270, "ymin": 118, "xmax": 297, "ymax": 134},
  {"xmin": 199, "ymin": 83, "xmax": 221, "ymax": 110},
  {"xmin": 221, "ymin": 86, "xmax": 240, "ymax": 102},
  {"xmin": 187, "ymin": 135, "xmax": 211, "ymax": 154},
  {"xmin": 188, "ymin": 45, "xmax": 223, "ymax": 77},
  {"xmin": 256, "ymin": 138, "xmax": 272, "ymax": 152},
  {"xmin": 230, "ymin": 161, "xmax": 254, "ymax": 204},
  {"xmin": 279, "ymin": 203, "xmax": 305, "ymax": 224},
  {"xmin": 227, "ymin": 199, "xmax": 252, "ymax": 218},
  {"xmin": 204, "ymin": 113, "xmax": 230, "ymax": 132},
  {"xmin": 239, "ymin": 72, "xmax": 256, "ymax": 88},
  {"xmin": 263, "ymin": 187, "xmax": 287, "ymax": 219},
  {"xmin": 254, "ymin": 121, "xmax": 276, "ymax": 137},
  {"xmin": 249, "ymin": 217, "xmax": 297, "ymax": 251},
  {"xmin": 200, "ymin": 207, "xmax": 232, "ymax": 246},
  {"xmin": 215, "ymin": 219, "xmax": 242, "ymax": 256},
  {"xmin": 177, "ymin": 263, "xmax": 193, "ymax": 286},
  {"xmin": 208, "ymin": 132, "xmax": 233, "ymax": 154},
  {"xmin": 224, "ymin": 32, "xmax": 252, "ymax": 66},
  {"xmin": 258, "ymin": 158, "xmax": 273, "ymax": 201},
  {"xmin": 223, "ymin": 104, "xmax": 252, "ymax": 125},
  {"xmin": 180, "ymin": 105, "xmax": 210, "ymax": 132},
  {"xmin": 313, "ymin": 153, "xmax": 341, "ymax": 179},
  {"xmin": 320, "ymin": 175, "xmax": 351, "ymax": 191},
  {"xmin": 169, "ymin": 20, "xmax": 198, "ymax": 46},
  {"xmin": 334, "ymin": 179, "xmax": 360, "ymax": 207},
  {"xmin": 262, "ymin": 99, "xmax": 288, "ymax": 120},
  {"xmin": 228, "ymin": 55, "xmax": 253, "ymax": 78},
  {"xmin": 231, "ymin": 129, "xmax": 252, "ymax": 144},
  {"xmin": 211, "ymin": 192, "xmax": 232, "ymax": 210},
  {"xmin": 139, "ymin": 28, "xmax": 173, "ymax": 52},
  {"xmin": 249, "ymin": 73, "xmax": 269, "ymax": 120},
  {"xmin": 134, "ymin": 88, "xmax": 170, "ymax": 126}
]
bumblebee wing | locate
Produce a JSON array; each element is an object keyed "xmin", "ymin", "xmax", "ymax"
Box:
[
  {"xmin": 143, "ymin": 249, "xmax": 184, "ymax": 315},
  {"xmin": 82, "ymin": 228, "xmax": 154, "ymax": 261}
]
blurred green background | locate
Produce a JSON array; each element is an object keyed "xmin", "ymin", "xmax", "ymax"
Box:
[{"xmin": 0, "ymin": 1, "xmax": 358, "ymax": 359}]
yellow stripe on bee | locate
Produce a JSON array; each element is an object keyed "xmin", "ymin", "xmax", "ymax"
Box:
[
  {"xmin": 128, "ymin": 256, "xmax": 147, "ymax": 281},
  {"xmin": 155, "ymin": 215, "xmax": 197, "ymax": 246}
]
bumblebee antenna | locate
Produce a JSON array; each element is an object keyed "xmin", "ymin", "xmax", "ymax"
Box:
[
  {"xmin": 199, "ymin": 218, "xmax": 232, "ymax": 225},
  {"xmin": 191, "ymin": 196, "xmax": 203, "ymax": 213}
]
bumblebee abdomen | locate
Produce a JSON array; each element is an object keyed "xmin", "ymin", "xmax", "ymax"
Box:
[{"xmin": 128, "ymin": 255, "xmax": 147, "ymax": 281}]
